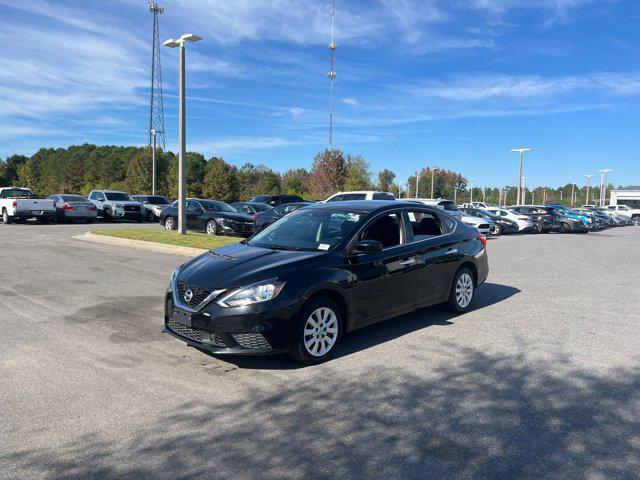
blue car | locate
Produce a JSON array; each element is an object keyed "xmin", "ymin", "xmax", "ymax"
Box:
[{"xmin": 545, "ymin": 204, "xmax": 597, "ymax": 229}]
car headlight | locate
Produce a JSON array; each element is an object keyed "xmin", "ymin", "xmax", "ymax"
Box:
[
  {"xmin": 169, "ymin": 267, "xmax": 180, "ymax": 290},
  {"xmin": 115, "ymin": 203, "xmax": 124, "ymax": 208},
  {"xmin": 217, "ymin": 280, "xmax": 285, "ymax": 308}
]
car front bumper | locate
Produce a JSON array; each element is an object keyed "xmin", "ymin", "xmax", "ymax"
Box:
[
  {"xmin": 163, "ymin": 290, "xmax": 295, "ymax": 355},
  {"xmin": 112, "ymin": 209, "xmax": 142, "ymax": 219}
]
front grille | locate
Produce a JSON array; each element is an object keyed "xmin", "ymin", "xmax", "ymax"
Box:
[
  {"xmin": 168, "ymin": 319, "xmax": 226, "ymax": 347},
  {"xmin": 124, "ymin": 205, "xmax": 140, "ymax": 212},
  {"xmin": 231, "ymin": 333, "xmax": 271, "ymax": 349},
  {"xmin": 176, "ymin": 281, "xmax": 214, "ymax": 309}
]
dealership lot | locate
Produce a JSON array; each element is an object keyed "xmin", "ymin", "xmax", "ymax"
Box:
[{"xmin": 1, "ymin": 223, "xmax": 639, "ymax": 479}]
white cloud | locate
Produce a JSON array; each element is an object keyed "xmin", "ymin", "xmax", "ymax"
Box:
[{"xmin": 341, "ymin": 98, "xmax": 359, "ymax": 108}]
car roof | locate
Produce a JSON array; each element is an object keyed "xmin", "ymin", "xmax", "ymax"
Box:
[
  {"xmin": 302, "ymin": 200, "xmax": 440, "ymax": 214},
  {"xmin": 94, "ymin": 189, "xmax": 126, "ymax": 193}
]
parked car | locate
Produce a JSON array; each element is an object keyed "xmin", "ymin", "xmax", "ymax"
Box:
[
  {"xmin": 160, "ymin": 199, "xmax": 255, "ymax": 236},
  {"xmin": 460, "ymin": 207, "xmax": 519, "ymax": 235},
  {"xmin": 131, "ymin": 195, "xmax": 171, "ymax": 222},
  {"xmin": 574, "ymin": 207, "xmax": 614, "ymax": 228},
  {"xmin": 460, "ymin": 214, "xmax": 493, "ymax": 235},
  {"xmin": 248, "ymin": 194, "xmax": 305, "ymax": 206},
  {"xmin": 88, "ymin": 190, "xmax": 143, "ymax": 222},
  {"xmin": 606, "ymin": 204, "xmax": 640, "ymax": 225},
  {"xmin": 0, "ymin": 187, "xmax": 56, "ymax": 224},
  {"xmin": 164, "ymin": 201, "xmax": 489, "ymax": 364},
  {"xmin": 508, "ymin": 205, "xmax": 561, "ymax": 233},
  {"xmin": 46, "ymin": 194, "xmax": 97, "ymax": 223},
  {"xmin": 545, "ymin": 204, "xmax": 598, "ymax": 230},
  {"xmin": 230, "ymin": 202, "xmax": 273, "ymax": 220},
  {"xmin": 408, "ymin": 199, "xmax": 462, "ymax": 220},
  {"xmin": 254, "ymin": 202, "xmax": 313, "ymax": 231},
  {"xmin": 324, "ymin": 191, "xmax": 395, "ymax": 202},
  {"xmin": 462, "ymin": 201, "xmax": 494, "ymax": 209},
  {"xmin": 484, "ymin": 207, "xmax": 534, "ymax": 232}
]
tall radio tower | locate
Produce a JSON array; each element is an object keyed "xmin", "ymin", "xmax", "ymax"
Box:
[
  {"xmin": 327, "ymin": 0, "xmax": 337, "ymax": 146},
  {"xmin": 148, "ymin": 2, "xmax": 166, "ymax": 151}
]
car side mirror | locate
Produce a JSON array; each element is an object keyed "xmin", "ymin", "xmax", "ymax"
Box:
[{"xmin": 352, "ymin": 239, "xmax": 383, "ymax": 255}]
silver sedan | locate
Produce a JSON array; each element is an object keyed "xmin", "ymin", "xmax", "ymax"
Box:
[{"xmin": 47, "ymin": 194, "xmax": 98, "ymax": 223}]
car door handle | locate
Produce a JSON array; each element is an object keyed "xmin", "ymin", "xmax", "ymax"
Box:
[
  {"xmin": 399, "ymin": 258, "xmax": 416, "ymax": 266},
  {"xmin": 446, "ymin": 248, "xmax": 458, "ymax": 255}
]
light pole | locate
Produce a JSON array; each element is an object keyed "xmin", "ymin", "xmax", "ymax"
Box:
[
  {"xmin": 570, "ymin": 183, "xmax": 575, "ymax": 206},
  {"xmin": 510, "ymin": 147, "xmax": 532, "ymax": 206},
  {"xmin": 521, "ymin": 176, "xmax": 527, "ymax": 206},
  {"xmin": 498, "ymin": 185, "xmax": 503, "ymax": 206},
  {"xmin": 531, "ymin": 192, "xmax": 535, "ymax": 205},
  {"xmin": 164, "ymin": 33, "xmax": 201, "ymax": 234},
  {"xmin": 415, "ymin": 170, "xmax": 419, "ymax": 198},
  {"xmin": 469, "ymin": 180, "xmax": 474, "ymax": 203},
  {"xmin": 150, "ymin": 129, "xmax": 163, "ymax": 195},
  {"xmin": 453, "ymin": 184, "xmax": 459, "ymax": 204},
  {"xmin": 599, "ymin": 169, "xmax": 613, "ymax": 207},
  {"xmin": 430, "ymin": 167, "xmax": 438, "ymax": 199},
  {"xmin": 582, "ymin": 174, "xmax": 594, "ymax": 206}
]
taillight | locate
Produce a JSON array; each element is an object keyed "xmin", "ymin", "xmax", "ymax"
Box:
[
  {"xmin": 477, "ymin": 234, "xmax": 487, "ymax": 248},
  {"xmin": 253, "ymin": 213, "xmax": 258, "ymax": 220},
  {"xmin": 89, "ymin": 205, "xmax": 97, "ymax": 211},
  {"xmin": 62, "ymin": 203, "xmax": 74, "ymax": 211},
  {"xmin": 12, "ymin": 200, "xmax": 17, "ymax": 208},
  {"xmin": 53, "ymin": 202, "xmax": 57, "ymax": 208}
]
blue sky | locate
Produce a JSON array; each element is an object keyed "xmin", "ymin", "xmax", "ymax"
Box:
[{"xmin": 1, "ymin": 0, "xmax": 639, "ymax": 188}]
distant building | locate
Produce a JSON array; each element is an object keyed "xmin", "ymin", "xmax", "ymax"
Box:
[{"xmin": 610, "ymin": 189, "xmax": 640, "ymax": 208}]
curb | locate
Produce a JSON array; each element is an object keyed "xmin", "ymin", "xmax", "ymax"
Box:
[{"xmin": 73, "ymin": 232, "xmax": 208, "ymax": 257}]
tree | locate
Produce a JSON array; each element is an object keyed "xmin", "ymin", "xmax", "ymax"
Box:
[
  {"xmin": 125, "ymin": 148, "xmax": 153, "ymax": 194},
  {"xmin": 256, "ymin": 170, "xmax": 281, "ymax": 195},
  {"xmin": 282, "ymin": 168, "xmax": 309, "ymax": 195},
  {"xmin": 308, "ymin": 149, "xmax": 347, "ymax": 199},
  {"xmin": 2, "ymin": 154, "xmax": 28, "ymax": 186},
  {"xmin": 202, "ymin": 157, "xmax": 240, "ymax": 202},
  {"xmin": 377, "ymin": 169, "xmax": 396, "ymax": 192},
  {"xmin": 344, "ymin": 155, "xmax": 372, "ymax": 191},
  {"xmin": 166, "ymin": 152, "xmax": 207, "ymax": 198}
]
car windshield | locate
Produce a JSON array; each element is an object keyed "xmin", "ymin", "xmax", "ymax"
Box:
[
  {"xmin": 253, "ymin": 203, "xmax": 273, "ymax": 212},
  {"xmin": 248, "ymin": 209, "xmax": 363, "ymax": 251},
  {"xmin": 105, "ymin": 192, "xmax": 132, "ymax": 201},
  {"xmin": 199, "ymin": 200, "xmax": 237, "ymax": 212},
  {"xmin": 146, "ymin": 196, "xmax": 169, "ymax": 205},
  {"xmin": 0, "ymin": 188, "xmax": 33, "ymax": 199},
  {"xmin": 252, "ymin": 195, "xmax": 270, "ymax": 203},
  {"xmin": 440, "ymin": 202, "xmax": 459, "ymax": 211},
  {"xmin": 61, "ymin": 195, "xmax": 88, "ymax": 202}
]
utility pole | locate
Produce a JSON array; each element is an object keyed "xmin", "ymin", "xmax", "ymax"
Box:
[
  {"xmin": 510, "ymin": 148, "xmax": 532, "ymax": 206},
  {"xmin": 148, "ymin": 2, "xmax": 166, "ymax": 152},
  {"xmin": 453, "ymin": 185, "xmax": 459, "ymax": 204},
  {"xmin": 327, "ymin": 0, "xmax": 337, "ymax": 146},
  {"xmin": 583, "ymin": 174, "xmax": 594, "ymax": 206},
  {"xmin": 150, "ymin": 129, "xmax": 159, "ymax": 195},
  {"xmin": 599, "ymin": 169, "xmax": 613, "ymax": 207},
  {"xmin": 531, "ymin": 192, "xmax": 535, "ymax": 205},
  {"xmin": 570, "ymin": 183, "xmax": 575, "ymax": 206},
  {"xmin": 430, "ymin": 167, "xmax": 438, "ymax": 199},
  {"xmin": 469, "ymin": 180, "xmax": 474, "ymax": 203},
  {"xmin": 543, "ymin": 188, "xmax": 546, "ymax": 204},
  {"xmin": 415, "ymin": 170, "xmax": 419, "ymax": 198},
  {"xmin": 482, "ymin": 187, "xmax": 486, "ymax": 203},
  {"xmin": 521, "ymin": 176, "xmax": 527, "ymax": 206},
  {"xmin": 164, "ymin": 34, "xmax": 202, "ymax": 234}
]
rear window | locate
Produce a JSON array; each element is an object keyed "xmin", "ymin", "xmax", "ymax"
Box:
[
  {"xmin": 439, "ymin": 201, "xmax": 459, "ymax": 211},
  {"xmin": 252, "ymin": 195, "xmax": 270, "ymax": 203},
  {"xmin": 61, "ymin": 195, "xmax": 88, "ymax": 202},
  {"xmin": 372, "ymin": 193, "xmax": 395, "ymax": 200},
  {"xmin": 0, "ymin": 188, "xmax": 33, "ymax": 199},
  {"xmin": 253, "ymin": 203, "xmax": 272, "ymax": 212},
  {"xmin": 147, "ymin": 196, "xmax": 169, "ymax": 205}
]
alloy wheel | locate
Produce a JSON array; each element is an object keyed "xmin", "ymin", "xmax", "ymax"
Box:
[
  {"xmin": 455, "ymin": 273, "xmax": 474, "ymax": 308},
  {"xmin": 206, "ymin": 221, "xmax": 217, "ymax": 235},
  {"xmin": 303, "ymin": 307, "xmax": 339, "ymax": 357},
  {"xmin": 165, "ymin": 217, "xmax": 174, "ymax": 230}
]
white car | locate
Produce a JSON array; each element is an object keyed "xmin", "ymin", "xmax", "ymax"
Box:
[
  {"xmin": 485, "ymin": 207, "xmax": 534, "ymax": 232},
  {"xmin": 606, "ymin": 204, "xmax": 640, "ymax": 226},
  {"xmin": 131, "ymin": 195, "xmax": 171, "ymax": 222},
  {"xmin": 0, "ymin": 187, "xmax": 56, "ymax": 224},
  {"xmin": 324, "ymin": 191, "xmax": 395, "ymax": 202},
  {"xmin": 88, "ymin": 190, "xmax": 143, "ymax": 222},
  {"xmin": 462, "ymin": 201, "xmax": 494, "ymax": 209},
  {"xmin": 408, "ymin": 198, "xmax": 463, "ymax": 220},
  {"xmin": 461, "ymin": 214, "xmax": 493, "ymax": 235}
]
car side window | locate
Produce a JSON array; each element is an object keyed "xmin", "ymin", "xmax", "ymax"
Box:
[
  {"xmin": 406, "ymin": 210, "xmax": 445, "ymax": 241},
  {"xmin": 97, "ymin": 193, "xmax": 105, "ymax": 201},
  {"xmin": 359, "ymin": 213, "xmax": 402, "ymax": 249},
  {"xmin": 342, "ymin": 193, "xmax": 366, "ymax": 200},
  {"xmin": 327, "ymin": 195, "xmax": 343, "ymax": 202}
]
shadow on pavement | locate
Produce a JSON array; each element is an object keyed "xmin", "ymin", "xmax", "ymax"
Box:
[{"xmin": 3, "ymin": 344, "xmax": 639, "ymax": 479}]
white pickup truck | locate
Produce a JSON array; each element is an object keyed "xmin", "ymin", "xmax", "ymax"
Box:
[
  {"xmin": 606, "ymin": 204, "xmax": 640, "ymax": 226},
  {"xmin": 0, "ymin": 187, "xmax": 56, "ymax": 224}
]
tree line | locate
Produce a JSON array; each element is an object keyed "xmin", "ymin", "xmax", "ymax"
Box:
[{"xmin": 0, "ymin": 144, "xmax": 620, "ymax": 206}]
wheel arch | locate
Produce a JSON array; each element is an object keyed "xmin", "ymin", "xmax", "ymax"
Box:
[
  {"xmin": 301, "ymin": 287, "xmax": 352, "ymax": 333},
  {"xmin": 458, "ymin": 261, "xmax": 478, "ymax": 287}
]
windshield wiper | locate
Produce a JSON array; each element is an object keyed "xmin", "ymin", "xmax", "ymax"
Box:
[{"xmin": 268, "ymin": 245, "xmax": 302, "ymax": 251}]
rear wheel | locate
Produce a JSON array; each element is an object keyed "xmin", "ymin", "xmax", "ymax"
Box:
[
  {"xmin": 558, "ymin": 222, "xmax": 570, "ymax": 234},
  {"xmin": 634, "ymin": 216, "xmax": 640, "ymax": 227},
  {"xmin": 2, "ymin": 209, "xmax": 12, "ymax": 224},
  {"xmin": 532, "ymin": 221, "xmax": 544, "ymax": 234},
  {"xmin": 205, "ymin": 220, "xmax": 218, "ymax": 236},
  {"xmin": 490, "ymin": 224, "xmax": 502, "ymax": 235},
  {"xmin": 289, "ymin": 298, "xmax": 342, "ymax": 365},
  {"xmin": 446, "ymin": 268, "xmax": 475, "ymax": 313}
]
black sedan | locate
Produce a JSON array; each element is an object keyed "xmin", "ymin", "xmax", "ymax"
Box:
[
  {"xmin": 164, "ymin": 201, "xmax": 489, "ymax": 364},
  {"xmin": 230, "ymin": 201, "xmax": 273, "ymax": 220},
  {"xmin": 460, "ymin": 207, "xmax": 519, "ymax": 235},
  {"xmin": 160, "ymin": 199, "xmax": 255, "ymax": 237},
  {"xmin": 255, "ymin": 202, "xmax": 313, "ymax": 231}
]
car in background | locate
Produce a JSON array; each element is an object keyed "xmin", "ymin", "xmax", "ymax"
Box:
[
  {"xmin": 606, "ymin": 204, "xmax": 640, "ymax": 225},
  {"xmin": 164, "ymin": 201, "xmax": 488, "ymax": 364},
  {"xmin": 460, "ymin": 214, "xmax": 493, "ymax": 235},
  {"xmin": 0, "ymin": 187, "xmax": 56, "ymax": 224},
  {"xmin": 460, "ymin": 207, "xmax": 518, "ymax": 235},
  {"xmin": 254, "ymin": 202, "xmax": 313, "ymax": 231},
  {"xmin": 484, "ymin": 207, "xmax": 534, "ymax": 232},
  {"xmin": 586, "ymin": 206, "xmax": 631, "ymax": 226},
  {"xmin": 462, "ymin": 201, "xmax": 494, "ymax": 209},
  {"xmin": 47, "ymin": 194, "xmax": 97, "ymax": 223},
  {"xmin": 88, "ymin": 190, "xmax": 143, "ymax": 222},
  {"xmin": 324, "ymin": 191, "xmax": 395, "ymax": 202},
  {"xmin": 574, "ymin": 207, "xmax": 614, "ymax": 228},
  {"xmin": 248, "ymin": 194, "xmax": 305, "ymax": 206},
  {"xmin": 131, "ymin": 195, "xmax": 171, "ymax": 222},
  {"xmin": 230, "ymin": 202, "xmax": 273, "ymax": 220},
  {"xmin": 545, "ymin": 204, "xmax": 598, "ymax": 230},
  {"xmin": 160, "ymin": 198, "xmax": 254, "ymax": 236},
  {"xmin": 509, "ymin": 205, "xmax": 562, "ymax": 234},
  {"xmin": 408, "ymin": 198, "xmax": 462, "ymax": 220}
]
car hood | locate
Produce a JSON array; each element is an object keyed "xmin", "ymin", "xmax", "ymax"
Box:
[
  {"xmin": 177, "ymin": 242, "xmax": 322, "ymax": 289},
  {"xmin": 109, "ymin": 200, "xmax": 141, "ymax": 206},
  {"xmin": 211, "ymin": 211, "xmax": 254, "ymax": 222}
]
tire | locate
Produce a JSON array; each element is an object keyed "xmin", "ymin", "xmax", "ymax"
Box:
[
  {"xmin": 146, "ymin": 211, "xmax": 155, "ymax": 222},
  {"xmin": 136, "ymin": 214, "xmax": 142, "ymax": 223},
  {"xmin": 102, "ymin": 208, "xmax": 113, "ymax": 222},
  {"xmin": 2, "ymin": 209, "xmax": 12, "ymax": 224},
  {"xmin": 634, "ymin": 217, "xmax": 640, "ymax": 227},
  {"xmin": 289, "ymin": 297, "xmax": 342, "ymax": 365},
  {"xmin": 446, "ymin": 267, "xmax": 475, "ymax": 313},
  {"xmin": 558, "ymin": 222, "xmax": 570, "ymax": 234},
  {"xmin": 39, "ymin": 217, "xmax": 50, "ymax": 224},
  {"xmin": 490, "ymin": 224, "xmax": 502, "ymax": 235},
  {"xmin": 532, "ymin": 221, "xmax": 543, "ymax": 234},
  {"xmin": 205, "ymin": 220, "xmax": 218, "ymax": 236},
  {"xmin": 164, "ymin": 216, "xmax": 176, "ymax": 230}
]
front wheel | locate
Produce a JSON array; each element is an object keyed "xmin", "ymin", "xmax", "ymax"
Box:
[
  {"xmin": 490, "ymin": 224, "xmax": 502, "ymax": 235},
  {"xmin": 289, "ymin": 298, "xmax": 342, "ymax": 365},
  {"xmin": 164, "ymin": 216, "xmax": 176, "ymax": 230},
  {"xmin": 205, "ymin": 220, "xmax": 218, "ymax": 236},
  {"xmin": 532, "ymin": 221, "xmax": 543, "ymax": 234},
  {"xmin": 634, "ymin": 217, "xmax": 640, "ymax": 227},
  {"xmin": 558, "ymin": 222, "xmax": 570, "ymax": 234},
  {"xmin": 446, "ymin": 268, "xmax": 475, "ymax": 313}
]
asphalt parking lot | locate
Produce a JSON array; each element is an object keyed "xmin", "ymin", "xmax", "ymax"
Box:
[{"xmin": 1, "ymin": 222, "xmax": 639, "ymax": 479}]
